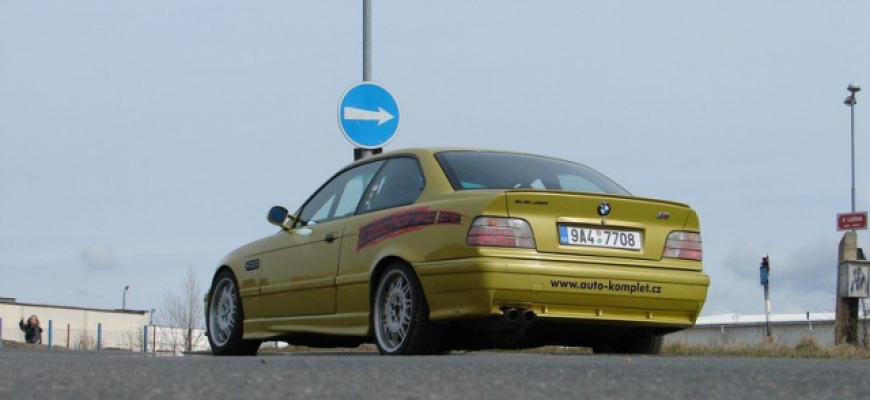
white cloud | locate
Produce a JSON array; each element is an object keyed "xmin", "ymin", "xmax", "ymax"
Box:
[
  {"xmin": 79, "ymin": 245, "xmax": 120, "ymax": 272},
  {"xmin": 705, "ymin": 238, "xmax": 841, "ymax": 316},
  {"xmin": 704, "ymin": 241, "xmax": 766, "ymax": 315}
]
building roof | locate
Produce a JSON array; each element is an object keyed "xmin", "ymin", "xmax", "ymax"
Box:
[
  {"xmin": 698, "ymin": 312, "xmax": 837, "ymax": 326},
  {"xmin": 1, "ymin": 300, "xmax": 147, "ymax": 315}
]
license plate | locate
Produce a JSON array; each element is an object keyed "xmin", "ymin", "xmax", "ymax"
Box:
[{"xmin": 558, "ymin": 225, "xmax": 643, "ymax": 250}]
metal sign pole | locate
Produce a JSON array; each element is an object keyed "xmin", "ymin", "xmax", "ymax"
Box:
[
  {"xmin": 363, "ymin": 0, "xmax": 371, "ymax": 82},
  {"xmin": 851, "ymin": 96, "xmax": 856, "ymax": 215},
  {"xmin": 356, "ymin": 0, "xmax": 375, "ymax": 161},
  {"xmin": 764, "ymin": 283, "xmax": 772, "ymax": 338},
  {"xmin": 760, "ymin": 256, "xmax": 772, "ymax": 338}
]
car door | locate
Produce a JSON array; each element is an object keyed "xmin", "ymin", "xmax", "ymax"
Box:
[
  {"xmin": 336, "ymin": 156, "xmax": 427, "ymax": 316},
  {"xmin": 259, "ymin": 160, "xmax": 384, "ymax": 318}
]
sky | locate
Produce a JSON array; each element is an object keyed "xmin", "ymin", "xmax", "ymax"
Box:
[{"xmin": 2, "ymin": 1, "xmax": 869, "ymax": 320}]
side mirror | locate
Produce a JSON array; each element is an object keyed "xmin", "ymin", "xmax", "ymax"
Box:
[{"xmin": 267, "ymin": 206, "xmax": 293, "ymax": 230}]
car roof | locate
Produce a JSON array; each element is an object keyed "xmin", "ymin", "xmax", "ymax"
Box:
[{"xmin": 345, "ymin": 147, "xmax": 564, "ymax": 166}]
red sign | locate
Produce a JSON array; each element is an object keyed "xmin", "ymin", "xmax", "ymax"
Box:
[{"xmin": 837, "ymin": 212, "xmax": 868, "ymax": 231}]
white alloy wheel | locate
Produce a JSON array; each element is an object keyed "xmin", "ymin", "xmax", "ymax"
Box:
[
  {"xmin": 375, "ymin": 269, "xmax": 413, "ymax": 352},
  {"xmin": 209, "ymin": 276, "xmax": 237, "ymax": 348},
  {"xmin": 207, "ymin": 270, "xmax": 260, "ymax": 356},
  {"xmin": 372, "ymin": 263, "xmax": 441, "ymax": 355}
]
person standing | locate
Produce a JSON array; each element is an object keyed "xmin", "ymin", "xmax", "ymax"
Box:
[{"xmin": 19, "ymin": 315, "xmax": 43, "ymax": 344}]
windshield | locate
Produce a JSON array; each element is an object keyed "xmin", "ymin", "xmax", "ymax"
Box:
[{"xmin": 435, "ymin": 151, "xmax": 630, "ymax": 195}]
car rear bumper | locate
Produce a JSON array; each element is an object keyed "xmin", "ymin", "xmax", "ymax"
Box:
[{"xmin": 415, "ymin": 256, "xmax": 709, "ymax": 329}]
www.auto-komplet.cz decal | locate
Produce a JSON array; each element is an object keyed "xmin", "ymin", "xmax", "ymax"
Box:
[{"xmin": 357, "ymin": 206, "xmax": 462, "ymax": 251}]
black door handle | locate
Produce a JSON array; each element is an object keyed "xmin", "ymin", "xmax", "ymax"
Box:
[{"xmin": 325, "ymin": 232, "xmax": 336, "ymax": 243}]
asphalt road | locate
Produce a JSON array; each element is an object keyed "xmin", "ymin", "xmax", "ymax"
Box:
[{"xmin": 1, "ymin": 348, "xmax": 868, "ymax": 399}]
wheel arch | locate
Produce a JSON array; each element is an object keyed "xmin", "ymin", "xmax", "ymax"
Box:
[
  {"xmin": 369, "ymin": 255, "xmax": 436, "ymax": 334},
  {"xmin": 369, "ymin": 256, "xmax": 413, "ymax": 303},
  {"xmin": 211, "ymin": 265, "xmax": 236, "ymax": 286},
  {"xmin": 206, "ymin": 266, "xmax": 235, "ymax": 303},
  {"xmin": 206, "ymin": 266, "xmax": 260, "ymax": 355},
  {"xmin": 368, "ymin": 255, "xmax": 443, "ymax": 354},
  {"xmin": 206, "ymin": 266, "xmax": 240, "ymax": 324}
]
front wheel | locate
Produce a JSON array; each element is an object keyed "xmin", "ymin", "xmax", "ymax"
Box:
[
  {"xmin": 207, "ymin": 270, "xmax": 260, "ymax": 356},
  {"xmin": 372, "ymin": 263, "xmax": 442, "ymax": 355}
]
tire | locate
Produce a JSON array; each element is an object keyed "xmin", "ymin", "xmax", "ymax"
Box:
[
  {"xmin": 207, "ymin": 270, "xmax": 261, "ymax": 356},
  {"xmin": 597, "ymin": 329, "xmax": 663, "ymax": 355},
  {"xmin": 372, "ymin": 262, "xmax": 442, "ymax": 355}
]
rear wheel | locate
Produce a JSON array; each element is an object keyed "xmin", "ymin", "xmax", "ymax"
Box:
[
  {"xmin": 372, "ymin": 262, "xmax": 442, "ymax": 355},
  {"xmin": 595, "ymin": 329, "xmax": 663, "ymax": 355},
  {"xmin": 207, "ymin": 270, "xmax": 260, "ymax": 356}
]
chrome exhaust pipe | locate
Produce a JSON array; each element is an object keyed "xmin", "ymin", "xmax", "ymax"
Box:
[
  {"xmin": 522, "ymin": 309, "xmax": 536, "ymax": 322},
  {"xmin": 504, "ymin": 308, "xmax": 520, "ymax": 322}
]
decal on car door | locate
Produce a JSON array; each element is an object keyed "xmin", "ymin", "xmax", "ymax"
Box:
[{"xmin": 357, "ymin": 206, "xmax": 462, "ymax": 250}]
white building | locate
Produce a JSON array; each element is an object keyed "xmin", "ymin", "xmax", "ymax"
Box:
[
  {"xmin": 0, "ymin": 298, "xmax": 207, "ymax": 352},
  {"xmin": 0, "ymin": 298, "xmax": 149, "ymax": 349}
]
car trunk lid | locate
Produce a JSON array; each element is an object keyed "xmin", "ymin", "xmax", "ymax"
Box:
[{"xmin": 504, "ymin": 191, "xmax": 693, "ymax": 261}]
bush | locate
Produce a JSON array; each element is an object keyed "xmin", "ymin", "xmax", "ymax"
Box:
[{"xmin": 663, "ymin": 338, "xmax": 870, "ymax": 359}]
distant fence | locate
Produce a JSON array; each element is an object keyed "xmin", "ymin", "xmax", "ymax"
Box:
[
  {"xmin": 0, "ymin": 317, "xmax": 207, "ymax": 353},
  {"xmin": 665, "ymin": 314, "xmax": 869, "ymax": 347}
]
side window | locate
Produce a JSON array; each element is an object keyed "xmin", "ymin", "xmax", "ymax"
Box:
[
  {"xmin": 298, "ymin": 160, "xmax": 384, "ymax": 225},
  {"xmin": 360, "ymin": 157, "xmax": 424, "ymax": 213},
  {"xmin": 333, "ymin": 174, "xmax": 368, "ymax": 218}
]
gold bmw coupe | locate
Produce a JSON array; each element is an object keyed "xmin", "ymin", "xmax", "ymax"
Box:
[{"xmin": 205, "ymin": 148, "xmax": 709, "ymax": 355}]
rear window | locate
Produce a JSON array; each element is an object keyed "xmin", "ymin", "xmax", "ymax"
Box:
[{"xmin": 435, "ymin": 151, "xmax": 630, "ymax": 195}]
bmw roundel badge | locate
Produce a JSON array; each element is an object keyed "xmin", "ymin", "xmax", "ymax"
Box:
[{"xmin": 597, "ymin": 202, "xmax": 611, "ymax": 216}]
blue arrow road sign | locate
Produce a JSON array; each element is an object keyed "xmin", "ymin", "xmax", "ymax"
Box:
[{"xmin": 338, "ymin": 82, "xmax": 400, "ymax": 149}]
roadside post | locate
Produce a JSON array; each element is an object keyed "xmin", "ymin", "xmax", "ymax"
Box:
[
  {"xmin": 143, "ymin": 325, "xmax": 149, "ymax": 353},
  {"xmin": 97, "ymin": 323, "xmax": 102, "ymax": 351},
  {"xmin": 345, "ymin": 1, "xmax": 400, "ymax": 161},
  {"xmin": 837, "ymin": 83, "xmax": 866, "ymax": 345},
  {"xmin": 153, "ymin": 325, "xmax": 157, "ymax": 354},
  {"xmin": 356, "ymin": 0, "xmax": 376, "ymax": 160},
  {"xmin": 0, "ymin": 317, "xmax": 4, "ymax": 348},
  {"xmin": 759, "ymin": 256, "xmax": 772, "ymax": 338},
  {"xmin": 47, "ymin": 320, "xmax": 53, "ymax": 349},
  {"xmin": 835, "ymin": 232, "xmax": 868, "ymax": 344}
]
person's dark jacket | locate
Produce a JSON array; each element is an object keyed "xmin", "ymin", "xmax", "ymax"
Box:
[{"xmin": 19, "ymin": 319, "xmax": 43, "ymax": 344}]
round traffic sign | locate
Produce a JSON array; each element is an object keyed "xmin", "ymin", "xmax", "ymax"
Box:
[{"xmin": 338, "ymin": 82, "xmax": 400, "ymax": 149}]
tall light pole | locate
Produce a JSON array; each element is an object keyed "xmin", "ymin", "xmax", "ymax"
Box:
[
  {"xmin": 845, "ymin": 83, "xmax": 861, "ymax": 215},
  {"xmin": 837, "ymin": 83, "xmax": 862, "ymax": 345},
  {"xmin": 122, "ymin": 285, "xmax": 129, "ymax": 310}
]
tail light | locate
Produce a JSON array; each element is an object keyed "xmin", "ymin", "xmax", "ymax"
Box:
[
  {"xmin": 467, "ymin": 217, "xmax": 535, "ymax": 249},
  {"xmin": 663, "ymin": 231, "xmax": 702, "ymax": 261}
]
